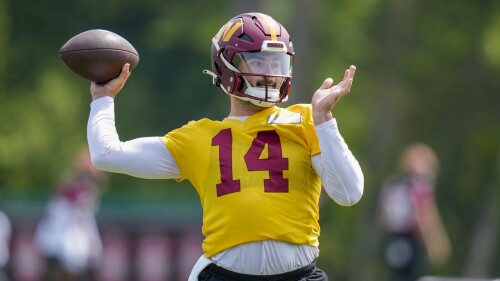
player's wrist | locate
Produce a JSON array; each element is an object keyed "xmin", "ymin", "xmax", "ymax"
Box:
[
  {"xmin": 91, "ymin": 83, "xmax": 116, "ymax": 100},
  {"xmin": 91, "ymin": 90, "xmax": 115, "ymax": 101},
  {"xmin": 92, "ymin": 93, "xmax": 114, "ymax": 101},
  {"xmin": 312, "ymin": 110, "xmax": 333, "ymax": 125}
]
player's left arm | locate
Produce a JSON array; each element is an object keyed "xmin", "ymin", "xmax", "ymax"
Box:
[
  {"xmin": 310, "ymin": 65, "xmax": 363, "ymax": 206},
  {"xmin": 312, "ymin": 119, "xmax": 364, "ymax": 206}
]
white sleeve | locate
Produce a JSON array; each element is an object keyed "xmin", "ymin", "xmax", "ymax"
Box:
[
  {"xmin": 87, "ymin": 97, "xmax": 181, "ymax": 179},
  {"xmin": 312, "ymin": 119, "xmax": 364, "ymax": 206}
]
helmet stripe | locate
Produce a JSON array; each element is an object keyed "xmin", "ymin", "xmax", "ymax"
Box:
[
  {"xmin": 262, "ymin": 14, "xmax": 277, "ymax": 41},
  {"xmin": 222, "ymin": 22, "xmax": 243, "ymax": 42}
]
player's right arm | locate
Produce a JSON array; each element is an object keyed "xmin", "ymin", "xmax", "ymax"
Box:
[{"xmin": 87, "ymin": 64, "xmax": 181, "ymax": 179}]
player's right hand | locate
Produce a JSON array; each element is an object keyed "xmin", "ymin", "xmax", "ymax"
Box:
[{"xmin": 90, "ymin": 63, "xmax": 131, "ymax": 101}]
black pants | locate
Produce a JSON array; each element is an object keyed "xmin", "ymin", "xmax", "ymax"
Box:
[{"xmin": 198, "ymin": 262, "xmax": 328, "ymax": 281}]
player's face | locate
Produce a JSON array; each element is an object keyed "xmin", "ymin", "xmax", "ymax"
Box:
[
  {"xmin": 243, "ymin": 54, "xmax": 283, "ymax": 75},
  {"xmin": 233, "ymin": 52, "xmax": 291, "ymax": 90}
]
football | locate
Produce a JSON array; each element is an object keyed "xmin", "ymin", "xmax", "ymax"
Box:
[{"xmin": 59, "ymin": 29, "xmax": 140, "ymax": 83}]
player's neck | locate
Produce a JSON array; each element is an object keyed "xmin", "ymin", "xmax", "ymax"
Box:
[{"xmin": 229, "ymin": 97, "xmax": 267, "ymax": 117}]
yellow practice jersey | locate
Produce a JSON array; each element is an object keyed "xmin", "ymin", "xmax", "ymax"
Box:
[{"xmin": 161, "ymin": 104, "xmax": 322, "ymax": 257}]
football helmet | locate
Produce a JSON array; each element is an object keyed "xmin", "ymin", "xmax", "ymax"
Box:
[{"xmin": 204, "ymin": 13, "xmax": 295, "ymax": 107}]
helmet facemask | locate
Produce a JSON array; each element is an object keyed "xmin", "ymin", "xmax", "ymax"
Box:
[{"xmin": 231, "ymin": 52, "xmax": 293, "ymax": 107}]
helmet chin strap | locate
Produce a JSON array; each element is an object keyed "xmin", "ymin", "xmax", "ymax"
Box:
[
  {"xmin": 242, "ymin": 78, "xmax": 279, "ymax": 107},
  {"xmin": 248, "ymin": 99, "xmax": 275, "ymax": 108}
]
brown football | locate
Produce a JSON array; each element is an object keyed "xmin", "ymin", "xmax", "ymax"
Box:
[{"xmin": 60, "ymin": 29, "xmax": 139, "ymax": 83}]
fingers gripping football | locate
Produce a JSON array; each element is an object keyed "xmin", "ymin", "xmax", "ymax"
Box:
[{"xmin": 90, "ymin": 64, "xmax": 131, "ymax": 100}]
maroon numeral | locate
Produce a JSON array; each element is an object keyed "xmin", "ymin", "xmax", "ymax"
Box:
[
  {"xmin": 244, "ymin": 131, "xmax": 289, "ymax": 192},
  {"xmin": 212, "ymin": 129, "xmax": 289, "ymax": 197},
  {"xmin": 212, "ymin": 128, "xmax": 241, "ymax": 196}
]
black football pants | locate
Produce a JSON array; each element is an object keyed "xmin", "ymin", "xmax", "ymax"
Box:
[{"xmin": 198, "ymin": 262, "xmax": 328, "ymax": 281}]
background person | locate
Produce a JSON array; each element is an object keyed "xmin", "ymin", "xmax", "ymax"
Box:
[
  {"xmin": 378, "ymin": 142, "xmax": 451, "ymax": 281},
  {"xmin": 35, "ymin": 146, "xmax": 108, "ymax": 281}
]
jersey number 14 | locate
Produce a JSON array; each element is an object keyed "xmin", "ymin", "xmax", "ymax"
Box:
[{"xmin": 212, "ymin": 128, "xmax": 289, "ymax": 197}]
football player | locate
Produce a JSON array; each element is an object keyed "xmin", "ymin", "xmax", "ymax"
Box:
[{"xmin": 88, "ymin": 12, "xmax": 364, "ymax": 280}]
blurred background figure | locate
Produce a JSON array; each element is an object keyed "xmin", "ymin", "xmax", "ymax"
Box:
[
  {"xmin": 378, "ymin": 142, "xmax": 452, "ymax": 281},
  {"xmin": 0, "ymin": 208, "xmax": 11, "ymax": 281},
  {"xmin": 35, "ymin": 146, "xmax": 108, "ymax": 281}
]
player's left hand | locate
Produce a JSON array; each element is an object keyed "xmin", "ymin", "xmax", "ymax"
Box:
[{"xmin": 312, "ymin": 65, "xmax": 356, "ymax": 125}]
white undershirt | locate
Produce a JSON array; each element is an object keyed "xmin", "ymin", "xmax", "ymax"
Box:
[{"xmin": 87, "ymin": 97, "xmax": 363, "ymax": 274}]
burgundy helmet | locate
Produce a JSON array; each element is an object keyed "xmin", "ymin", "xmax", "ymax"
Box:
[{"xmin": 204, "ymin": 13, "xmax": 295, "ymax": 107}]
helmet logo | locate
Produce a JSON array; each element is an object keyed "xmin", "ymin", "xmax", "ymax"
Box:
[
  {"xmin": 267, "ymin": 42, "xmax": 284, "ymax": 48},
  {"xmin": 262, "ymin": 41, "xmax": 286, "ymax": 52},
  {"xmin": 215, "ymin": 19, "xmax": 243, "ymax": 43}
]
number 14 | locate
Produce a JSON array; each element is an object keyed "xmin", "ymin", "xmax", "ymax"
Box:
[{"xmin": 212, "ymin": 128, "xmax": 289, "ymax": 197}]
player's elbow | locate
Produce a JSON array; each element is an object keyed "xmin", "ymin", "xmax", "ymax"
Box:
[
  {"xmin": 347, "ymin": 168, "xmax": 364, "ymax": 206},
  {"xmin": 326, "ymin": 183, "xmax": 364, "ymax": 206},
  {"xmin": 345, "ymin": 187, "xmax": 363, "ymax": 206},
  {"xmin": 337, "ymin": 178, "xmax": 364, "ymax": 206},
  {"xmin": 90, "ymin": 152, "xmax": 112, "ymax": 172},
  {"xmin": 348, "ymin": 176, "xmax": 365, "ymax": 206}
]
